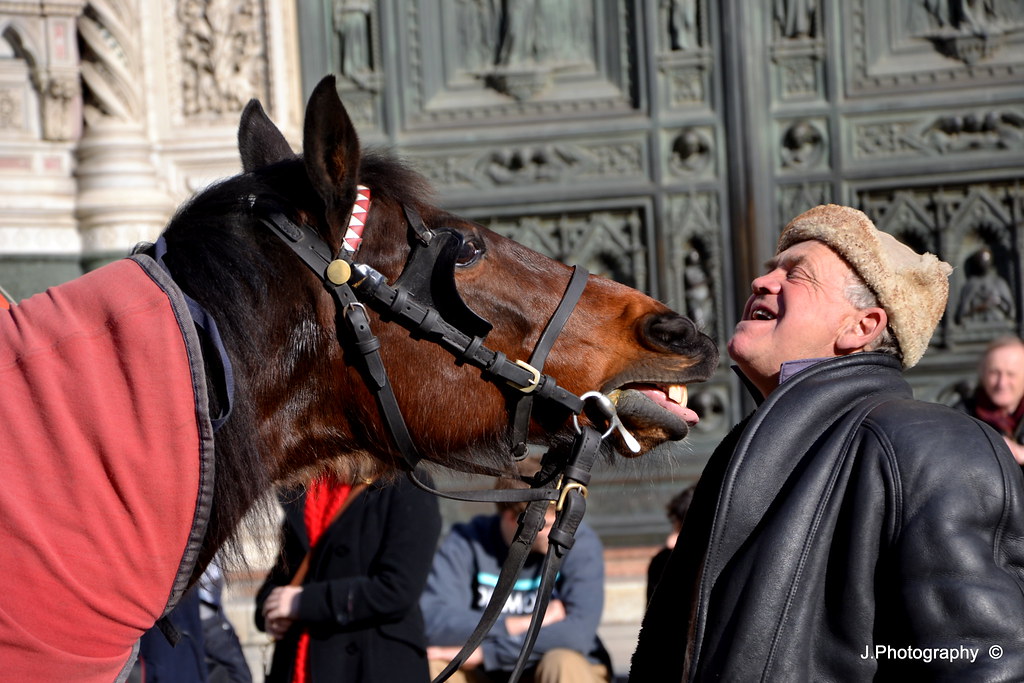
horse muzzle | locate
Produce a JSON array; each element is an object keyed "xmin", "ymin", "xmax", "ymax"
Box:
[{"xmin": 599, "ymin": 311, "xmax": 719, "ymax": 454}]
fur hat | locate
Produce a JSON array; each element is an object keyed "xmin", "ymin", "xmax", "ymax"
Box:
[{"xmin": 777, "ymin": 204, "xmax": 952, "ymax": 369}]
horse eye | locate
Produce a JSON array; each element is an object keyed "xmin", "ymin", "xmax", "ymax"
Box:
[{"xmin": 456, "ymin": 236, "xmax": 484, "ymax": 267}]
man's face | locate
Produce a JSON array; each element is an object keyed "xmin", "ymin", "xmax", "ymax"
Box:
[
  {"xmin": 531, "ymin": 508, "xmax": 557, "ymax": 555},
  {"xmin": 981, "ymin": 344, "xmax": 1024, "ymax": 413},
  {"xmin": 500, "ymin": 506, "xmax": 557, "ymax": 555},
  {"xmin": 728, "ymin": 240, "xmax": 865, "ymax": 396}
]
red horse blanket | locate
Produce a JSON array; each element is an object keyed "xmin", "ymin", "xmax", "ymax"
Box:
[{"xmin": 0, "ymin": 255, "xmax": 215, "ymax": 681}]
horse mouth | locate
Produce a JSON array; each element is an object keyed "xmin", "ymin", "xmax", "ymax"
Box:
[{"xmin": 605, "ymin": 383, "xmax": 697, "ymax": 454}]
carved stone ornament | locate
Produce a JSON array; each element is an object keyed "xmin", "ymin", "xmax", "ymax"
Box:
[
  {"xmin": 656, "ymin": 0, "xmax": 712, "ymax": 110},
  {"xmin": 688, "ymin": 385, "xmax": 727, "ymax": 433},
  {"xmin": 924, "ymin": 110, "xmax": 1024, "ymax": 152},
  {"xmin": 857, "ymin": 181, "xmax": 1023, "ymax": 345},
  {"xmin": 483, "ymin": 209, "xmax": 646, "ymax": 290},
  {"xmin": 777, "ymin": 183, "xmax": 833, "ymax": 227},
  {"xmin": 78, "ymin": 1, "xmax": 142, "ymax": 125},
  {"xmin": 666, "ymin": 192, "xmax": 722, "ymax": 330},
  {"xmin": 854, "ymin": 109, "xmax": 1024, "ymax": 161},
  {"xmin": 0, "ymin": 3, "xmax": 84, "ymax": 141},
  {"xmin": 0, "ymin": 88, "xmax": 23, "ymax": 133},
  {"xmin": 661, "ymin": 0, "xmax": 700, "ymax": 52},
  {"xmin": 40, "ymin": 74, "xmax": 80, "ymax": 141},
  {"xmin": 455, "ymin": 0, "xmax": 595, "ymax": 100},
  {"xmin": 479, "ymin": 144, "xmax": 591, "ymax": 185},
  {"xmin": 770, "ymin": 0, "xmax": 824, "ymax": 104},
  {"xmin": 774, "ymin": 53, "xmax": 821, "ymax": 100},
  {"xmin": 849, "ymin": 0, "xmax": 1024, "ymax": 94},
  {"xmin": 410, "ymin": 138, "xmax": 644, "ymax": 191},
  {"xmin": 683, "ymin": 247, "xmax": 714, "ymax": 333},
  {"xmin": 780, "ymin": 119, "xmax": 825, "ymax": 170},
  {"xmin": 334, "ymin": 0, "xmax": 373, "ymax": 77},
  {"xmin": 669, "ymin": 127, "xmax": 713, "ymax": 176},
  {"xmin": 909, "ymin": 0, "xmax": 1024, "ymax": 64},
  {"xmin": 955, "ymin": 246, "xmax": 1014, "ymax": 325},
  {"xmin": 775, "ymin": 0, "xmax": 818, "ymax": 39},
  {"xmin": 178, "ymin": 0, "xmax": 266, "ymax": 118}
]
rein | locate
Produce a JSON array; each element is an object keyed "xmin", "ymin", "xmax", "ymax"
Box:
[{"xmin": 256, "ymin": 190, "xmax": 633, "ymax": 682}]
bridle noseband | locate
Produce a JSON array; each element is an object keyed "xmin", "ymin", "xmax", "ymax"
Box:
[{"xmin": 256, "ymin": 188, "xmax": 635, "ymax": 682}]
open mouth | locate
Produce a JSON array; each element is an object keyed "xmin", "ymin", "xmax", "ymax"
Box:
[
  {"xmin": 595, "ymin": 331, "xmax": 719, "ymax": 455},
  {"xmin": 749, "ymin": 305, "xmax": 776, "ymax": 321},
  {"xmin": 606, "ymin": 382, "xmax": 698, "ymax": 444}
]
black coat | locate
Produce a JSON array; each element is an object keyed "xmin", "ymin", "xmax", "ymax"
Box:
[
  {"xmin": 135, "ymin": 588, "xmax": 208, "ymax": 683},
  {"xmin": 631, "ymin": 353, "xmax": 1024, "ymax": 681},
  {"xmin": 256, "ymin": 475, "xmax": 442, "ymax": 682}
]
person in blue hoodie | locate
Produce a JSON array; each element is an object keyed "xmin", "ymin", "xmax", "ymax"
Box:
[{"xmin": 421, "ymin": 475, "xmax": 612, "ymax": 683}]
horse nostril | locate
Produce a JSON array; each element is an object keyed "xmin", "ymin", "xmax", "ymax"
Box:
[{"xmin": 642, "ymin": 313, "xmax": 699, "ymax": 353}]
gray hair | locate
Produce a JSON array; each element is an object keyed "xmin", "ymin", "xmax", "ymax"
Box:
[
  {"xmin": 979, "ymin": 335, "xmax": 1024, "ymax": 372},
  {"xmin": 845, "ymin": 274, "xmax": 900, "ymax": 358}
]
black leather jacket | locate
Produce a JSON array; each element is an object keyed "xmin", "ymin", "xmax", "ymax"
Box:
[{"xmin": 631, "ymin": 353, "xmax": 1024, "ymax": 681}]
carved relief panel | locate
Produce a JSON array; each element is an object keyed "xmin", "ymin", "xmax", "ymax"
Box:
[
  {"xmin": 409, "ymin": 133, "xmax": 648, "ymax": 194},
  {"xmin": 664, "ymin": 191, "xmax": 722, "ymax": 339},
  {"xmin": 655, "ymin": 0, "xmax": 715, "ymax": 110},
  {"xmin": 846, "ymin": 0, "xmax": 1024, "ymax": 96},
  {"xmin": 0, "ymin": 6, "xmax": 82, "ymax": 142},
  {"xmin": 294, "ymin": 2, "xmax": 380, "ymax": 133},
  {"xmin": 0, "ymin": 29, "xmax": 44, "ymax": 140},
  {"xmin": 171, "ymin": 0, "xmax": 269, "ymax": 124},
  {"xmin": 478, "ymin": 206, "xmax": 650, "ymax": 291},
  {"xmin": 770, "ymin": 0, "xmax": 825, "ymax": 104},
  {"xmin": 664, "ymin": 126, "xmax": 717, "ymax": 181},
  {"xmin": 860, "ymin": 181, "xmax": 1023, "ymax": 345},
  {"xmin": 398, "ymin": 0, "xmax": 638, "ymax": 130},
  {"xmin": 848, "ymin": 106, "xmax": 1024, "ymax": 170}
]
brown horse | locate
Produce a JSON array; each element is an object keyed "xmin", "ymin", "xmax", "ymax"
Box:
[{"xmin": 0, "ymin": 76, "xmax": 717, "ymax": 680}]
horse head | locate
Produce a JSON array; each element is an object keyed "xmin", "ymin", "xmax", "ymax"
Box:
[{"xmin": 159, "ymin": 75, "xmax": 717, "ymax": 552}]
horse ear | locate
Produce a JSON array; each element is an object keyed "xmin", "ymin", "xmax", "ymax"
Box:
[
  {"xmin": 302, "ymin": 75, "xmax": 360, "ymax": 231},
  {"xmin": 238, "ymin": 99, "xmax": 295, "ymax": 172}
]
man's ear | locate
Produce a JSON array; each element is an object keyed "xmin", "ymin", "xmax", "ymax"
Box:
[{"xmin": 837, "ymin": 307, "xmax": 888, "ymax": 354}]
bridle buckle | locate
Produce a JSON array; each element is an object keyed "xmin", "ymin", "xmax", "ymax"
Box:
[
  {"xmin": 556, "ymin": 481, "xmax": 588, "ymax": 512},
  {"xmin": 508, "ymin": 359, "xmax": 541, "ymax": 394}
]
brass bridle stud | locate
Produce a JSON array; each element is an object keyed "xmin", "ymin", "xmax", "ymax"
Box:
[{"xmin": 326, "ymin": 259, "xmax": 352, "ymax": 285}]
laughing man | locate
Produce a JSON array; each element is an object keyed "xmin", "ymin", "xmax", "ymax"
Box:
[{"xmin": 631, "ymin": 204, "xmax": 1024, "ymax": 680}]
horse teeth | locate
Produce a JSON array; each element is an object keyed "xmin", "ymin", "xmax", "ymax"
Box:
[
  {"xmin": 607, "ymin": 389, "xmax": 622, "ymax": 405},
  {"xmin": 667, "ymin": 385, "xmax": 688, "ymax": 406}
]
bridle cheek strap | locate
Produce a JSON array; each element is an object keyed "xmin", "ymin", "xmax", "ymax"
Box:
[
  {"xmin": 431, "ymin": 425, "xmax": 601, "ymax": 683},
  {"xmin": 509, "ymin": 427, "xmax": 597, "ymax": 681},
  {"xmin": 509, "ymin": 265, "xmax": 590, "ymax": 459},
  {"xmin": 430, "ymin": 495, "xmax": 550, "ymax": 683}
]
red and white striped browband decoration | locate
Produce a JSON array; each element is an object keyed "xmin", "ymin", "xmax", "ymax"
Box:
[{"xmin": 342, "ymin": 184, "xmax": 371, "ymax": 255}]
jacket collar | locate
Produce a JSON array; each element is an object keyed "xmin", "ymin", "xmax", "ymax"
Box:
[{"xmin": 731, "ymin": 352, "xmax": 897, "ymax": 405}]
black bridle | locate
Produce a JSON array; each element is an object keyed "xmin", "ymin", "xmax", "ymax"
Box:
[{"xmin": 258, "ymin": 196, "xmax": 633, "ymax": 682}]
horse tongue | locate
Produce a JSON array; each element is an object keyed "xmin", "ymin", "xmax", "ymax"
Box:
[{"xmin": 634, "ymin": 387, "xmax": 699, "ymax": 426}]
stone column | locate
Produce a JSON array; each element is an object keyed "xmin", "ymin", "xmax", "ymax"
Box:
[
  {"xmin": 0, "ymin": 1, "xmax": 86, "ymax": 298},
  {"xmin": 75, "ymin": 0, "xmax": 174, "ymax": 271}
]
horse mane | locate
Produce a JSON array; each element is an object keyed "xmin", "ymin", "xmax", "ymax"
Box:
[{"xmin": 355, "ymin": 148, "xmax": 436, "ymax": 209}]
